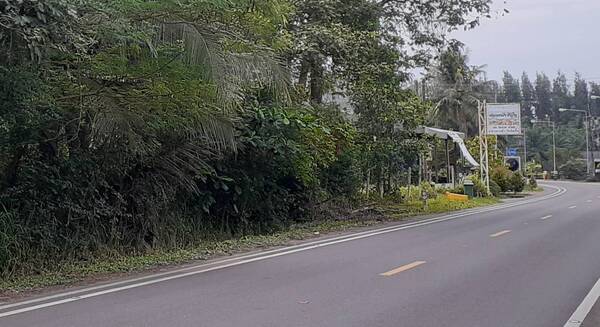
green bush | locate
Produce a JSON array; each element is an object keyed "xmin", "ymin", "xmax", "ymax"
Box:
[
  {"xmin": 559, "ymin": 160, "xmax": 587, "ymax": 180},
  {"xmin": 509, "ymin": 173, "xmax": 525, "ymax": 193},
  {"xmin": 528, "ymin": 175, "xmax": 537, "ymax": 189},
  {"xmin": 489, "ymin": 180, "xmax": 501, "ymax": 197},
  {"xmin": 491, "ymin": 166, "xmax": 511, "ymax": 192}
]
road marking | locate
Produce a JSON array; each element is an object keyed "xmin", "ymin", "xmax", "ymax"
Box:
[
  {"xmin": 564, "ymin": 277, "xmax": 600, "ymax": 326},
  {"xmin": 569, "ymin": 205, "xmax": 577, "ymax": 209},
  {"xmin": 490, "ymin": 230, "xmax": 511, "ymax": 238},
  {"xmin": 586, "ymin": 200, "xmax": 593, "ymax": 203},
  {"xmin": 0, "ymin": 184, "xmax": 566, "ymax": 318},
  {"xmin": 380, "ymin": 261, "xmax": 426, "ymax": 277},
  {"xmin": 540, "ymin": 215, "xmax": 553, "ymax": 220}
]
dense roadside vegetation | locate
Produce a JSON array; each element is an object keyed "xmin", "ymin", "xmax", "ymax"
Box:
[{"xmin": 0, "ymin": 0, "xmax": 495, "ymax": 280}]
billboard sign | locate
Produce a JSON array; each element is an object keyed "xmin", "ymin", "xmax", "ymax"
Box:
[{"xmin": 487, "ymin": 103, "xmax": 522, "ymax": 135}]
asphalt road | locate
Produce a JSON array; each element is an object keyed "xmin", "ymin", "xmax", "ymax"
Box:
[{"xmin": 2, "ymin": 181, "xmax": 600, "ymax": 327}]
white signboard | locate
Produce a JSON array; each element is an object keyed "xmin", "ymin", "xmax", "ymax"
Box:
[{"xmin": 487, "ymin": 103, "xmax": 522, "ymax": 135}]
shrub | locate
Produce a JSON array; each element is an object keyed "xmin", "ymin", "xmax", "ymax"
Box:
[
  {"xmin": 489, "ymin": 180, "xmax": 501, "ymax": 197},
  {"xmin": 491, "ymin": 166, "xmax": 511, "ymax": 192},
  {"xmin": 528, "ymin": 175, "xmax": 537, "ymax": 189},
  {"xmin": 509, "ymin": 173, "xmax": 525, "ymax": 193},
  {"xmin": 559, "ymin": 160, "xmax": 587, "ymax": 180}
]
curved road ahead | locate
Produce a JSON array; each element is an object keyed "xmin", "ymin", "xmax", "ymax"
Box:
[{"xmin": 2, "ymin": 181, "xmax": 600, "ymax": 327}]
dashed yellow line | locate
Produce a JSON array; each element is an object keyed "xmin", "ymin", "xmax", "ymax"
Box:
[
  {"xmin": 380, "ymin": 261, "xmax": 426, "ymax": 277},
  {"xmin": 490, "ymin": 230, "xmax": 511, "ymax": 238}
]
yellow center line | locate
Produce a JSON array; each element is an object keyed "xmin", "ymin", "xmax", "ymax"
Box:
[
  {"xmin": 541, "ymin": 215, "xmax": 553, "ymax": 220},
  {"xmin": 380, "ymin": 261, "xmax": 426, "ymax": 277},
  {"xmin": 490, "ymin": 230, "xmax": 512, "ymax": 238}
]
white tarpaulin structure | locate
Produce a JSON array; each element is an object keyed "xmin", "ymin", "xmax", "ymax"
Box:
[{"xmin": 415, "ymin": 126, "xmax": 480, "ymax": 168}]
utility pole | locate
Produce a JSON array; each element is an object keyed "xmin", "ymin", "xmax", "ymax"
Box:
[
  {"xmin": 552, "ymin": 122, "xmax": 557, "ymax": 176},
  {"xmin": 589, "ymin": 95, "xmax": 600, "ymax": 175},
  {"xmin": 523, "ymin": 128, "xmax": 527, "ymax": 176},
  {"xmin": 445, "ymin": 138, "xmax": 451, "ymax": 186},
  {"xmin": 478, "ymin": 100, "xmax": 490, "ymax": 194},
  {"xmin": 585, "ymin": 117, "xmax": 590, "ymax": 175}
]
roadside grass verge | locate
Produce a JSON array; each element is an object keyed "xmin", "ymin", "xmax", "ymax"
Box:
[
  {"xmin": 525, "ymin": 185, "xmax": 544, "ymax": 192},
  {"xmin": 0, "ymin": 196, "xmax": 499, "ymax": 295}
]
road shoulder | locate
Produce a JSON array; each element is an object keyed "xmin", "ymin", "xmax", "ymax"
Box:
[
  {"xmin": 0, "ymin": 188, "xmax": 553, "ymax": 303},
  {"xmin": 582, "ymin": 300, "xmax": 600, "ymax": 327}
]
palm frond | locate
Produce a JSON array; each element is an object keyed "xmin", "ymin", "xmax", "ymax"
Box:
[{"xmin": 156, "ymin": 22, "xmax": 290, "ymax": 108}]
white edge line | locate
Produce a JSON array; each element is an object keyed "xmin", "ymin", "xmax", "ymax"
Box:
[
  {"xmin": 0, "ymin": 184, "xmax": 566, "ymax": 317},
  {"xmin": 490, "ymin": 230, "xmax": 511, "ymax": 238},
  {"xmin": 1, "ymin": 207, "xmax": 498, "ymax": 312},
  {"xmin": 0, "ymin": 186, "xmax": 564, "ymax": 311},
  {"xmin": 0, "ymin": 205, "xmax": 514, "ymax": 311},
  {"xmin": 564, "ymin": 277, "xmax": 600, "ymax": 326}
]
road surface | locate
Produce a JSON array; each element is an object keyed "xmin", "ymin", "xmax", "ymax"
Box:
[{"xmin": 2, "ymin": 181, "xmax": 600, "ymax": 327}]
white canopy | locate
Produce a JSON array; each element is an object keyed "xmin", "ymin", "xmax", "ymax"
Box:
[{"xmin": 415, "ymin": 126, "xmax": 480, "ymax": 168}]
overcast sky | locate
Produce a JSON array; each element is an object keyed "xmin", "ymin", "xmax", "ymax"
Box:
[{"xmin": 453, "ymin": 0, "xmax": 600, "ymax": 83}]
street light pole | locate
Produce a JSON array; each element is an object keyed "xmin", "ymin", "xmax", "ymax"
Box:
[{"xmin": 552, "ymin": 122, "xmax": 557, "ymax": 175}]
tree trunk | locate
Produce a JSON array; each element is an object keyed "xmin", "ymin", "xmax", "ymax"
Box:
[
  {"xmin": 298, "ymin": 57, "xmax": 310, "ymax": 89},
  {"xmin": 309, "ymin": 57, "xmax": 324, "ymax": 104},
  {"xmin": 366, "ymin": 169, "xmax": 371, "ymax": 199}
]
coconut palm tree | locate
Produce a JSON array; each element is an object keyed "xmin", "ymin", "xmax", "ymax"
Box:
[
  {"xmin": 427, "ymin": 43, "xmax": 491, "ymax": 137},
  {"xmin": 52, "ymin": 0, "xmax": 292, "ymax": 195}
]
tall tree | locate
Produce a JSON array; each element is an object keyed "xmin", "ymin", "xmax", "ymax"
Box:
[
  {"xmin": 591, "ymin": 82, "xmax": 600, "ymax": 150},
  {"xmin": 521, "ymin": 72, "xmax": 536, "ymax": 119},
  {"xmin": 573, "ymin": 73, "xmax": 589, "ymax": 112},
  {"xmin": 502, "ymin": 71, "xmax": 521, "ymax": 103},
  {"xmin": 476, "ymin": 79, "xmax": 502, "ymax": 103},
  {"xmin": 552, "ymin": 71, "xmax": 571, "ymax": 123},
  {"xmin": 591, "ymin": 82, "xmax": 600, "ymax": 116},
  {"xmin": 534, "ymin": 73, "xmax": 552, "ymax": 121}
]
